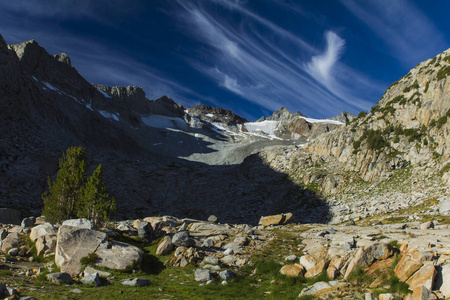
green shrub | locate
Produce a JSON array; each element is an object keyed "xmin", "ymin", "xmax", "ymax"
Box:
[
  {"xmin": 357, "ymin": 111, "xmax": 367, "ymax": 119},
  {"xmin": 366, "ymin": 130, "xmax": 388, "ymax": 151},
  {"xmin": 424, "ymin": 81, "xmax": 430, "ymax": 93},
  {"xmin": 403, "ymin": 80, "xmax": 419, "ymax": 93},
  {"xmin": 436, "ymin": 65, "xmax": 450, "ymax": 81},
  {"xmin": 80, "ymin": 252, "xmax": 99, "ymax": 266}
]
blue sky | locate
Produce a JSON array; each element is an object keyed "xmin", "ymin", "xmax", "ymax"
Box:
[{"xmin": 0, "ymin": 0, "xmax": 449, "ymax": 120}]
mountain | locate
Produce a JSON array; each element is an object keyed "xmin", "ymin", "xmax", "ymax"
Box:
[{"xmin": 0, "ymin": 33, "xmax": 345, "ymax": 224}]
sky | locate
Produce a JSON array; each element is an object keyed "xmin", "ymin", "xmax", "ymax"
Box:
[{"xmin": 0, "ymin": 0, "xmax": 449, "ymax": 120}]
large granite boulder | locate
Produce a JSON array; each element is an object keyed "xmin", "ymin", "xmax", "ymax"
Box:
[
  {"xmin": 258, "ymin": 213, "xmax": 293, "ymax": 226},
  {"xmin": 55, "ymin": 225, "xmax": 142, "ymax": 275}
]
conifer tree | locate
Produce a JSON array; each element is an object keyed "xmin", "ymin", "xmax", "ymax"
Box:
[
  {"xmin": 77, "ymin": 164, "xmax": 116, "ymax": 227},
  {"xmin": 42, "ymin": 146, "xmax": 86, "ymax": 224}
]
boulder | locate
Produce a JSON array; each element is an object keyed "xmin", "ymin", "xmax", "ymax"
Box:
[
  {"xmin": 299, "ymin": 280, "xmax": 348, "ymax": 297},
  {"xmin": 30, "ymin": 223, "xmax": 57, "ymax": 242},
  {"xmin": 285, "ymin": 255, "xmax": 299, "ymax": 263},
  {"xmin": 344, "ymin": 243, "xmax": 394, "ymax": 280},
  {"xmin": 420, "ymin": 221, "xmax": 434, "ymax": 230},
  {"xmin": 1, "ymin": 232, "xmax": 20, "ymax": 252},
  {"xmin": 83, "ymin": 266, "xmax": 111, "ymax": 278},
  {"xmin": 94, "ymin": 240, "xmax": 143, "ymax": 271},
  {"xmin": 195, "ymin": 269, "xmax": 212, "ymax": 282},
  {"xmin": 412, "ymin": 286, "xmax": 431, "ymax": 300},
  {"xmin": 202, "ymin": 238, "xmax": 215, "ymax": 248},
  {"xmin": 81, "ymin": 272, "xmax": 101, "ymax": 286},
  {"xmin": 207, "ymin": 215, "xmax": 218, "ymax": 223},
  {"xmin": 121, "ymin": 278, "xmax": 151, "ymax": 286},
  {"xmin": 439, "ymin": 200, "xmax": 450, "ymax": 215},
  {"xmin": 440, "ymin": 264, "xmax": 450, "ymax": 298},
  {"xmin": 8, "ymin": 248, "xmax": 19, "ymax": 256},
  {"xmin": 21, "ymin": 217, "xmax": 35, "ymax": 228},
  {"xmin": 172, "ymin": 230, "xmax": 195, "ymax": 247},
  {"xmin": 219, "ymin": 270, "xmax": 237, "ymax": 280},
  {"xmin": 137, "ymin": 221, "xmax": 153, "ymax": 241},
  {"xmin": 258, "ymin": 213, "xmax": 293, "ymax": 226},
  {"xmin": 378, "ymin": 294, "xmax": 400, "ymax": 300},
  {"xmin": 62, "ymin": 218, "xmax": 94, "ymax": 229},
  {"xmin": 46, "ymin": 272, "xmax": 73, "ymax": 284},
  {"xmin": 0, "ymin": 228, "xmax": 7, "ymax": 240},
  {"xmin": 406, "ymin": 262, "xmax": 436, "ymax": 292},
  {"xmin": 394, "ymin": 253, "xmax": 424, "ymax": 282},
  {"xmin": 305, "ymin": 258, "xmax": 328, "ymax": 278},
  {"xmin": 156, "ymin": 236, "xmax": 174, "ymax": 256},
  {"xmin": 56, "ymin": 226, "xmax": 107, "ymax": 275},
  {"xmin": 280, "ymin": 264, "xmax": 304, "ymax": 277}
]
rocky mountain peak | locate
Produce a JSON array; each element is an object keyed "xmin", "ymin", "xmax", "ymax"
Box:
[
  {"xmin": 266, "ymin": 107, "xmax": 297, "ymax": 122},
  {"xmin": 53, "ymin": 53, "xmax": 72, "ymax": 66},
  {"xmin": 186, "ymin": 104, "xmax": 248, "ymax": 126},
  {"xmin": 329, "ymin": 111, "xmax": 356, "ymax": 123}
]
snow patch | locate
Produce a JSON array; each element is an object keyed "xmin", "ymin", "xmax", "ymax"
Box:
[
  {"xmin": 141, "ymin": 115, "xmax": 188, "ymax": 131},
  {"xmin": 42, "ymin": 82, "xmax": 62, "ymax": 94},
  {"xmin": 206, "ymin": 113, "xmax": 214, "ymax": 118},
  {"xmin": 244, "ymin": 120, "xmax": 280, "ymax": 136},
  {"xmin": 99, "ymin": 110, "xmax": 120, "ymax": 121},
  {"xmin": 299, "ymin": 116, "xmax": 344, "ymax": 125},
  {"xmin": 97, "ymin": 89, "xmax": 112, "ymax": 99}
]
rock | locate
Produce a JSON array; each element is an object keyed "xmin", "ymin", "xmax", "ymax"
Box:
[
  {"xmin": 56, "ymin": 225, "xmax": 142, "ymax": 275},
  {"xmin": 121, "ymin": 278, "xmax": 151, "ymax": 286},
  {"xmin": 300, "ymin": 255, "xmax": 319, "ymax": 271},
  {"xmin": 172, "ymin": 231, "xmax": 195, "ymax": 247},
  {"xmin": 8, "ymin": 247, "xmax": 19, "ymax": 256},
  {"xmin": 71, "ymin": 288, "xmax": 82, "ymax": 294},
  {"xmin": 365, "ymin": 292, "xmax": 373, "ymax": 300},
  {"xmin": 0, "ymin": 283, "xmax": 5, "ymax": 296},
  {"xmin": 285, "ymin": 255, "xmax": 298, "ymax": 263},
  {"xmin": 156, "ymin": 236, "xmax": 174, "ymax": 256},
  {"xmin": 439, "ymin": 200, "xmax": 450, "ymax": 215},
  {"xmin": 6, "ymin": 286, "xmax": 17, "ymax": 296},
  {"xmin": 83, "ymin": 266, "xmax": 111, "ymax": 278},
  {"xmin": 344, "ymin": 243, "xmax": 394, "ymax": 280},
  {"xmin": 202, "ymin": 238, "xmax": 215, "ymax": 248},
  {"xmin": 280, "ymin": 264, "xmax": 304, "ymax": 277},
  {"xmin": 224, "ymin": 248, "xmax": 234, "ymax": 255},
  {"xmin": 30, "ymin": 223, "xmax": 57, "ymax": 242},
  {"xmin": 94, "ymin": 240, "xmax": 144, "ymax": 271},
  {"xmin": 21, "ymin": 217, "xmax": 35, "ymax": 228},
  {"xmin": 420, "ymin": 221, "xmax": 434, "ymax": 230},
  {"xmin": 394, "ymin": 253, "xmax": 423, "ymax": 282},
  {"xmin": 412, "ymin": 285, "xmax": 431, "ymax": 300},
  {"xmin": 299, "ymin": 280, "xmax": 348, "ymax": 296},
  {"xmin": 202, "ymin": 256, "xmax": 219, "ymax": 265},
  {"xmin": 0, "ymin": 208, "xmax": 21, "ymax": 225},
  {"xmin": 378, "ymin": 294, "xmax": 400, "ymax": 300},
  {"xmin": 258, "ymin": 213, "xmax": 293, "ymax": 226},
  {"xmin": 327, "ymin": 265, "xmax": 339, "ymax": 280},
  {"xmin": 406, "ymin": 262, "xmax": 436, "ymax": 292},
  {"xmin": 1, "ymin": 232, "xmax": 20, "ymax": 252},
  {"xmin": 81, "ymin": 272, "xmax": 101, "ymax": 285},
  {"xmin": 219, "ymin": 270, "xmax": 237, "ymax": 280},
  {"xmin": 305, "ymin": 258, "xmax": 328, "ymax": 278},
  {"xmin": 207, "ymin": 215, "xmax": 218, "ymax": 223},
  {"xmin": 46, "ymin": 272, "xmax": 74, "ymax": 284},
  {"xmin": 56, "ymin": 226, "xmax": 107, "ymax": 275},
  {"xmin": 137, "ymin": 221, "xmax": 153, "ymax": 241},
  {"xmin": 62, "ymin": 218, "xmax": 94, "ymax": 229},
  {"xmin": 0, "ymin": 228, "xmax": 7, "ymax": 240},
  {"xmin": 440, "ymin": 264, "xmax": 450, "ymax": 298},
  {"xmin": 195, "ymin": 269, "xmax": 211, "ymax": 282}
]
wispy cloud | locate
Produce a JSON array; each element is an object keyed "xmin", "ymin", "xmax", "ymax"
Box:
[
  {"xmin": 307, "ymin": 31, "xmax": 345, "ymax": 83},
  {"xmin": 175, "ymin": 1, "xmax": 381, "ymax": 117},
  {"xmin": 341, "ymin": 0, "xmax": 447, "ymax": 65}
]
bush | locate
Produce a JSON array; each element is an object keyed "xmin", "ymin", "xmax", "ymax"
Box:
[
  {"xmin": 357, "ymin": 111, "xmax": 367, "ymax": 119},
  {"xmin": 80, "ymin": 252, "xmax": 99, "ymax": 266},
  {"xmin": 366, "ymin": 130, "xmax": 387, "ymax": 151}
]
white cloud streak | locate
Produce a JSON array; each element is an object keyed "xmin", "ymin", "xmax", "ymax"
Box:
[
  {"xmin": 341, "ymin": 0, "xmax": 447, "ymax": 65},
  {"xmin": 176, "ymin": 1, "xmax": 381, "ymax": 117}
]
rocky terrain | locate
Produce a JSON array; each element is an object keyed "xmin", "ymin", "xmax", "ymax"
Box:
[{"xmin": 2, "ymin": 32, "xmax": 450, "ymax": 299}]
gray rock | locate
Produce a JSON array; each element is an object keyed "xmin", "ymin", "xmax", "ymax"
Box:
[
  {"xmin": 0, "ymin": 228, "xmax": 7, "ymax": 240},
  {"xmin": 219, "ymin": 270, "xmax": 237, "ymax": 280},
  {"xmin": 202, "ymin": 256, "xmax": 219, "ymax": 265},
  {"xmin": 1, "ymin": 232, "xmax": 20, "ymax": 252},
  {"xmin": 224, "ymin": 248, "xmax": 234, "ymax": 255},
  {"xmin": 62, "ymin": 218, "xmax": 95, "ymax": 229},
  {"xmin": 46, "ymin": 272, "xmax": 74, "ymax": 284},
  {"xmin": 195, "ymin": 268, "xmax": 211, "ymax": 282},
  {"xmin": 172, "ymin": 230, "xmax": 195, "ymax": 247},
  {"xmin": 420, "ymin": 221, "xmax": 434, "ymax": 230},
  {"xmin": 30, "ymin": 223, "xmax": 58, "ymax": 241},
  {"xmin": 285, "ymin": 255, "xmax": 298, "ymax": 263},
  {"xmin": 156, "ymin": 236, "xmax": 174, "ymax": 256},
  {"xmin": 138, "ymin": 221, "xmax": 153, "ymax": 241},
  {"xmin": 121, "ymin": 278, "xmax": 151, "ymax": 286},
  {"xmin": 6, "ymin": 286, "xmax": 17, "ymax": 296},
  {"xmin": 21, "ymin": 216, "xmax": 35, "ymax": 228},
  {"xmin": 71, "ymin": 289, "xmax": 82, "ymax": 294},
  {"xmin": 8, "ymin": 247, "xmax": 19, "ymax": 256},
  {"xmin": 81, "ymin": 272, "xmax": 101, "ymax": 286},
  {"xmin": 439, "ymin": 200, "xmax": 450, "ymax": 215},
  {"xmin": 83, "ymin": 266, "xmax": 111, "ymax": 278},
  {"xmin": 207, "ymin": 215, "xmax": 218, "ymax": 223},
  {"xmin": 202, "ymin": 238, "xmax": 215, "ymax": 248},
  {"xmin": 19, "ymin": 297, "xmax": 37, "ymax": 300}
]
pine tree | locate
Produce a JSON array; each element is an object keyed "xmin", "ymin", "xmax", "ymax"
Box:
[
  {"xmin": 77, "ymin": 164, "xmax": 116, "ymax": 228},
  {"xmin": 42, "ymin": 146, "xmax": 86, "ymax": 224}
]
